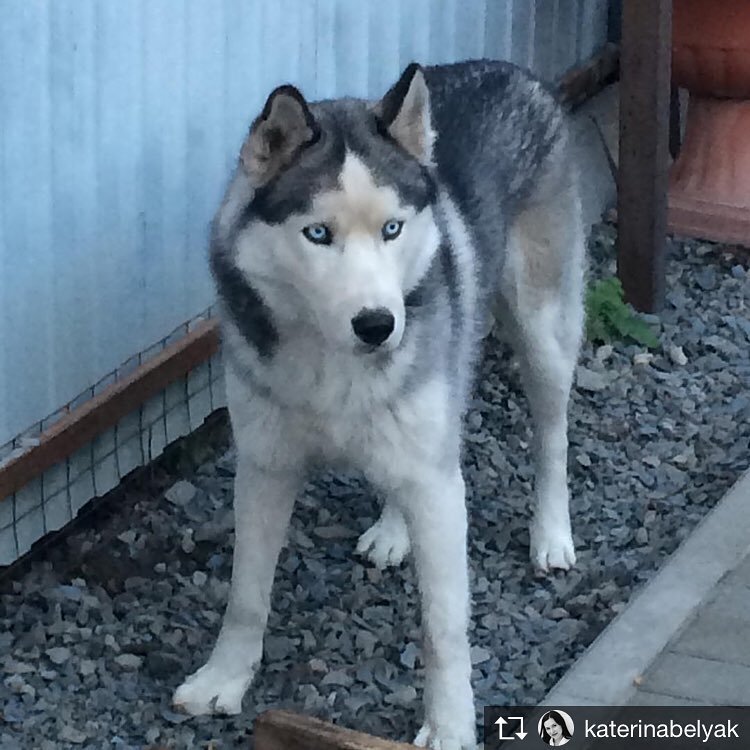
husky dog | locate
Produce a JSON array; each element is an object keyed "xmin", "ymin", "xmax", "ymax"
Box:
[{"xmin": 173, "ymin": 60, "xmax": 585, "ymax": 749}]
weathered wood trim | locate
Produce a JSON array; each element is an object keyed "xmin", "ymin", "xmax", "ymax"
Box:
[
  {"xmin": 254, "ymin": 710, "xmax": 417, "ymax": 750},
  {"xmin": 0, "ymin": 319, "xmax": 220, "ymax": 503},
  {"xmin": 557, "ymin": 42, "xmax": 620, "ymax": 110}
]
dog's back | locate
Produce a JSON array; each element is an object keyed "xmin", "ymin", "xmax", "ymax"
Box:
[
  {"xmin": 424, "ymin": 60, "xmax": 574, "ymax": 305},
  {"xmin": 426, "ymin": 59, "xmax": 565, "ymax": 212}
]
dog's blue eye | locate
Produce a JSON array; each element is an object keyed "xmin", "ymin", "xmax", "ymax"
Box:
[
  {"xmin": 382, "ymin": 220, "xmax": 403, "ymax": 241},
  {"xmin": 302, "ymin": 224, "xmax": 332, "ymax": 245}
]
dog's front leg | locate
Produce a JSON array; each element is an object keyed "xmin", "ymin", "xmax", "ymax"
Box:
[
  {"xmin": 173, "ymin": 457, "xmax": 300, "ymax": 715},
  {"xmin": 396, "ymin": 467, "xmax": 475, "ymax": 750}
]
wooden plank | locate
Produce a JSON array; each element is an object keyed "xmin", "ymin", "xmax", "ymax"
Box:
[
  {"xmin": 0, "ymin": 319, "xmax": 220, "ymax": 503},
  {"xmin": 556, "ymin": 41, "xmax": 619, "ymax": 110},
  {"xmin": 617, "ymin": 0, "xmax": 672, "ymax": 312},
  {"xmin": 669, "ymin": 84, "xmax": 681, "ymax": 159},
  {"xmin": 254, "ymin": 710, "xmax": 417, "ymax": 750}
]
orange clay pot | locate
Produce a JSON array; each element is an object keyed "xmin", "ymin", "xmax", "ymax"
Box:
[{"xmin": 669, "ymin": 0, "xmax": 750, "ymax": 246}]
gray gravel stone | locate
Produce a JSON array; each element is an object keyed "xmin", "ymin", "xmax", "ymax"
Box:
[
  {"xmin": 470, "ymin": 646, "xmax": 492, "ymax": 665},
  {"xmin": 114, "ymin": 654, "xmax": 142, "ymax": 671},
  {"xmin": 116, "ymin": 529, "xmax": 137, "ymax": 546},
  {"xmin": 59, "ymin": 725, "xmax": 87, "ymax": 744},
  {"xmin": 385, "ymin": 685, "xmax": 418, "ymax": 706},
  {"xmin": 399, "ymin": 642, "xmax": 419, "ymax": 669},
  {"xmin": 191, "ymin": 570, "xmax": 207, "ymax": 586},
  {"xmin": 45, "ymin": 647, "xmax": 70, "ymax": 665},
  {"xmin": 576, "ymin": 366, "xmax": 609, "ymax": 392},
  {"xmin": 321, "ymin": 670, "xmax": 354, "ymax": 688},
  {"xmin": 165, "ymin": 480, "xmax": 198, "ymax": 507}
]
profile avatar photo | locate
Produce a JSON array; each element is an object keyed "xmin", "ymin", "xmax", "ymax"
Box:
[{"xmin": 539, "ymin": 710, "xmax": 574, "ymax": 746}]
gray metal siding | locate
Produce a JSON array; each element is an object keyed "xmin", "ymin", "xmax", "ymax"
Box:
[{"xmin": 0, "ymin": 0, "xmax": 610, "ymax": 445}]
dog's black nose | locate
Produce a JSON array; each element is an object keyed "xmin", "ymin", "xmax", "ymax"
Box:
[{"xmin": 351, "ymin": 308, "xmax": 395, "ymax": 346}]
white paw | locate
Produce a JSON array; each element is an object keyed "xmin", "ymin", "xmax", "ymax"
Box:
[
  {"xmin": 173, "ymin": 660, "xmax": 255, "ymax": 716},
  {"xmin": 356, "ymin": 509, "xmax": 410, "ymax": 569},
  {"xmin": 530, "ymin": 518, "xmax": 576, "ymax": 572},
  {"xmin": 414, "ymin": 721, "xmax": 476, "ymax": 750}
]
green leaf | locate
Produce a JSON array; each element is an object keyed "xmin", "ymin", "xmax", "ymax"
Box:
[{"xmin": 585, "ymin": 276, "xmax": 660, "ymax": 348}]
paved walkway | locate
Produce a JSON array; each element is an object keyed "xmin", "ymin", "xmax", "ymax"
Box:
[
  {"xmin": 630, "ymin": 550, "xmax": 750, "ymax": 706},
  {"xmin": 545, "ymin": 468, "xmax": 750, "ymax": 707}
]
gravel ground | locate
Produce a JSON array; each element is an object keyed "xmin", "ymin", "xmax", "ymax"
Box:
[{"xmin": 1, "ymin": 223, "xmax": 749, "ymax": 749}]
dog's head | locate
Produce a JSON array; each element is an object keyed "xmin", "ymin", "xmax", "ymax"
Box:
[{"xmin": 216, "ymin": 64, "xmax": 440, "ymax": 355}]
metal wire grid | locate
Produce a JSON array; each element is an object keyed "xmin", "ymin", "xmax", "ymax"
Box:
[
  {"xmin": 0, "ymin": 306, "xmax": 226, "ymax": 565},
  {"xmin": 0, "ymin": 305, "xmax": 219, "ymax": 468}
]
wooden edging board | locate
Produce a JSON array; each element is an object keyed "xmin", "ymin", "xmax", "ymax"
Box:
[
  {"xmin": 0, "ymin": 319, "xmax": 220, "ymax": 503},
  {"xmin": 254, "ymin": 710, "xmax": 417, "ymax": 750}
]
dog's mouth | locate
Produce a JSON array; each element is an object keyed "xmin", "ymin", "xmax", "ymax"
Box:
[
  {"xmin": 353, "ymin": 335, "xmax": 402, "ymax": 361},
  {"xmin": 354, "ymin": 341, "xmax": 394, "ymax": 357}
]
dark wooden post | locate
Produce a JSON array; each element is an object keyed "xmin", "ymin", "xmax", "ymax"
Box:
[{"xmin": 617, "ymin": 0, "xmax": 672, "ymax": 312}]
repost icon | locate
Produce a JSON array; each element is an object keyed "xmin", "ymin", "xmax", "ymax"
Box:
[{"xmin": 495, "ymin": 715, "xmax": 528, "ymax": 741}]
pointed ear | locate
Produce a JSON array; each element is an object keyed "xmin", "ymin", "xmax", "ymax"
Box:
[
  {"xmin": 374, "ymin": 63, "xmax": 434, "ymax": 165},
  {"xmin": 240, "ymin": 85, "xmax": 319, "ymax": 184}
]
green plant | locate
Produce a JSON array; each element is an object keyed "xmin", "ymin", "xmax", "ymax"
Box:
[{"xmin": 585, "ymin": 276, "xmax": 660, "ymax": 348}]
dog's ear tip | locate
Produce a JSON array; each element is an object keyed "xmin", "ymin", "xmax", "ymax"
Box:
[
  {"xmin": 241, "ymin": 83, "xmax": 317, "ymax": 183},
  {"xmin": 269, "ymin": 84, "xmax": 308, "ymax": 103},
  {"xmin": 377, "ymin": 62, "xmax": 434, "ymax": 165},
  {"xmin": 260, "ymin": 84, "xmax": 311, "ymax": 120}
]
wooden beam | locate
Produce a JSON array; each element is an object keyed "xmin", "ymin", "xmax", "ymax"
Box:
[
  {"xmin": 254, "ymin": 710, "xmax": 417, "ymax": 750},
  {"xmin": 557, "ymin": 42, "xmax": 620, "ymax": 111},
  {"xmin": 617, "ymin": 0, "xmax": 672, "ymax": 312},
  {"xmin": 0, "ymin": 319, "xmax": 220, "ymax": 503},
  {"xmin": 669, "ymin": 85, "xmax": 682, "ymax": 159}
]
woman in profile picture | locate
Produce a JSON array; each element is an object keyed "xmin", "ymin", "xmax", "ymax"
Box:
[{"xmin": 540, "ymin": 710, "xmax": 573, "ymax": 746}]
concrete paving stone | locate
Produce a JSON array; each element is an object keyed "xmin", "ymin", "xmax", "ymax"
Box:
[
  {"xmin": 671, "ymin": 617, "xmax": 750, "ymax": 668},
  {"xmin": 709, "ymin": 573, "xmax": 750, "ymax": 619},
  {"xmin": 724, "ymin": 553, "xmax": 750, "ymax": 589},
  {"xmin": 669, "ymin": 578, "xmax": 750, "ymax": 667},
  {"xmin": 627, "ymin": 690, "xmax": 707, "ymax": 707},
  {"xmin": 542, "ymin": 692, "xmax": 608, "ymax": 707},
  {"xmin": 640, "ymin": 653, "xmax": 750, "ymax": 705}
]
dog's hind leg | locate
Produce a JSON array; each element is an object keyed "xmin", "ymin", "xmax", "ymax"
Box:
[
  {"xmin": 512, "ymin": 299, "xmax": 580, "ymax": 572},
  {"xmin": 356, "ymin": 502, "xmax": 411, "ymax": 569},
  {"xmin": 174, "ymin": 371, "xmax": 304, "ymax": 715},
  {"xmin": 498, "ymin": 159, "xmax": 585, "ymax": 572}
]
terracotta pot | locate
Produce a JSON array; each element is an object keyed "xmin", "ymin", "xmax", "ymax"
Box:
[
  {"xmin": 669, "ymin": 0, "xmax": 750, "ymax": 245},
  {"xmin": 672, "ymin": 0, "xmax": 750, "ymax": 96}
]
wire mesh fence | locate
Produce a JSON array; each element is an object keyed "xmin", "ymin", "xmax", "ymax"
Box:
[{"xmin": 0, "ymin": 306, "xmax": 225, "ymax": 565}]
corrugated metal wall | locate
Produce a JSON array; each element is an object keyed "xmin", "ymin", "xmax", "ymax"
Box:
[{"xmin": 0, "ymin": 0, "xmax": 610, "ymax": 446}]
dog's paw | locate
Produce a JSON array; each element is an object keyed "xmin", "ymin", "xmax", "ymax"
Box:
[
  {"xmin": 530, "ymin": 519, "xmax": 576, "ymax": 572},
  {"xmin": 356, "ymin": 510, "xmax": 410, "ymax": 569},
  {"xmin": 173, "ymin": 661, "xmax": 255, "ymax": 716},
  {"xmin": 414, "ymin": 721, "xmax": 477, "ymax": 750}
]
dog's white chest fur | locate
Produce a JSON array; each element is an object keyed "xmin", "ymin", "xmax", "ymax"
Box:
[{"xmin": 226, "ymin": 331, "xmax": 452, "ymax": 479}]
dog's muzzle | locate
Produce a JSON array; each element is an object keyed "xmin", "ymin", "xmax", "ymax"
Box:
[{"xmin": 351, "ymin": 307, "xmax": 395, "ymax": 347}]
